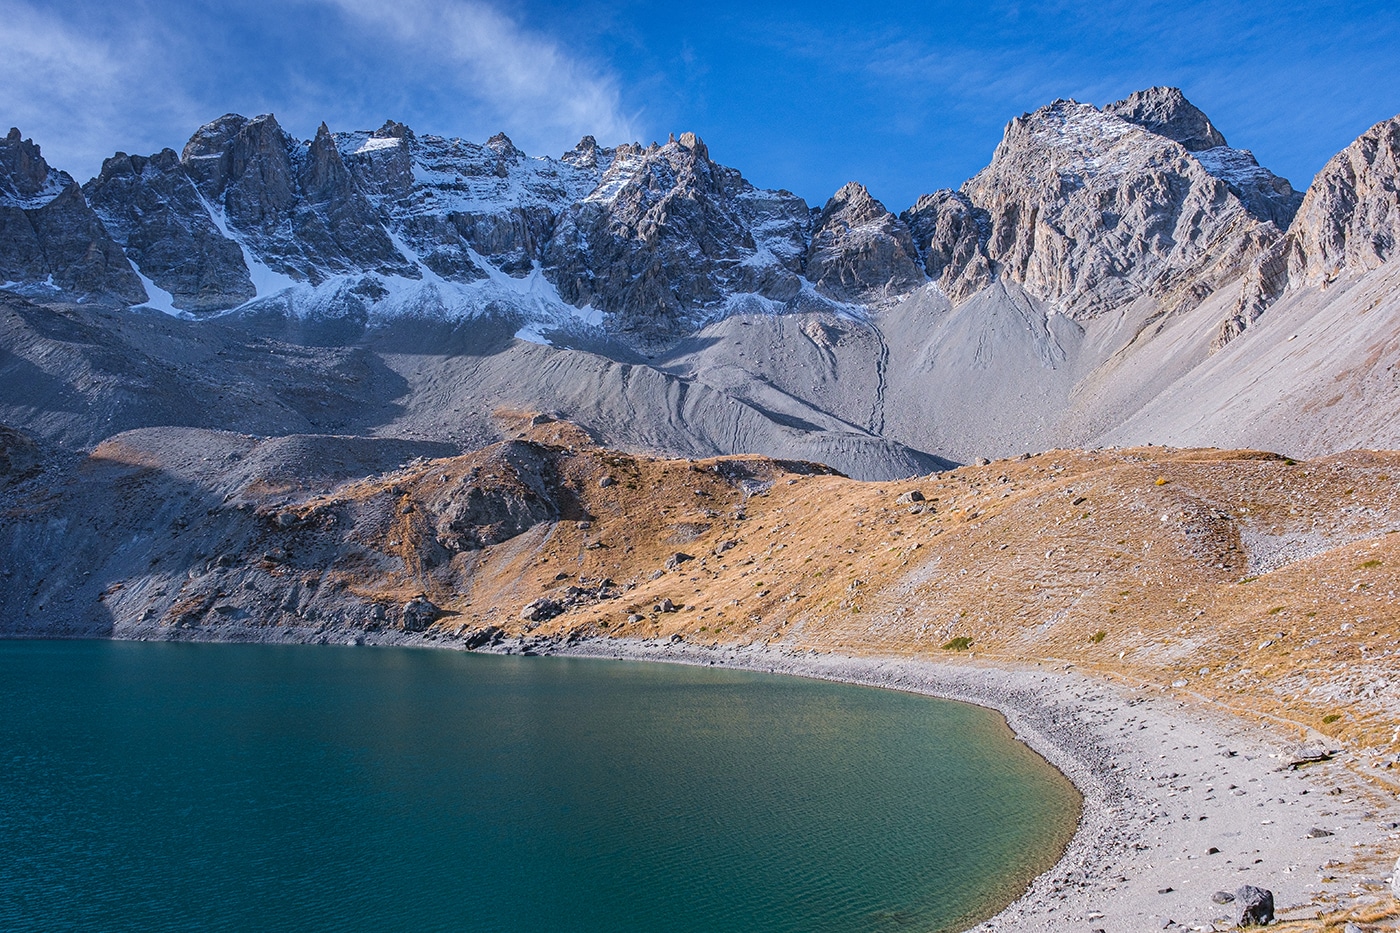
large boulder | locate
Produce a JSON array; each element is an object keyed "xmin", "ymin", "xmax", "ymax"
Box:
[
  {"xmin": 401, "ymin": 595, "xmax": 441, "ymax": 632},
  {"xmin": 1235, "ymin": 885, "xmax": 1274, "ymax": 927}
]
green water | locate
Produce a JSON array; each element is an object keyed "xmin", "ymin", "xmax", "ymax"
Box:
[{"xmin": 0, "ymin": 640, "xmax": 1078, "ymax": 933}]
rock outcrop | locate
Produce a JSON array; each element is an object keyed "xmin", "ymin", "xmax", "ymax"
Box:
[
  {"xmin": 804, "ymin": 182, "xmax": 924, "ymax": 305},
  {"xmin": 901, "ymin": 189, "xmax": 992, "ymax": 303},
  {"xmin": 85, "ymin": 147, "xmax": 255, "ymax": 312},
  {"xmin": 1224, "ymin": 112, "xmax": 1400, "ymax": 343},
  {"xmin": 0, "ymin": 128, "xmax": 145, "ymax": 306},
  {"xmin": 1103, "ymin": 86, "xmax": 1227, "ymax": 152},
  {"xmin": 543, "ymin": 132, "xmax": 810, "ymax": 345}
]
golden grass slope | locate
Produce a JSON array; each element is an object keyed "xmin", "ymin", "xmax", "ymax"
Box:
[{"xmin": 309, "ymin": 419, "xmax": 1400, "ymax": 778}]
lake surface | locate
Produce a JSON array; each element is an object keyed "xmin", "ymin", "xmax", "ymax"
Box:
[{"xmin": 0, "ymin": 640, "xmax": 1078, "ymax": 933}]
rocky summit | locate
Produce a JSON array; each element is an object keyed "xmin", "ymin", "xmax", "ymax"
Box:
[{"xmin": 1, "ymin": 86, "xmax": 1399, "ymax": 478}]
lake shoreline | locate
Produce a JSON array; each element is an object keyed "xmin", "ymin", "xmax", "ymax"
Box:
[
  {"xmin": 9, "ymin": 628, "xmax": 1397, "ymax": 930},
  {"xmin": 545, "ymin": 638, "xmax": 1400, "ymax": 932}
]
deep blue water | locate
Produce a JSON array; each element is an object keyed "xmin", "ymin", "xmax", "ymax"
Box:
[{"xmin": 0, "ymin": 640, "xmax": 1078, "ymax": 933}]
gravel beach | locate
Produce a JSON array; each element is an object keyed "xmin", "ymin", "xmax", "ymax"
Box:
[{"xmin": 550, "ymin": 638, "xmax": 1400, "ymax": 932}]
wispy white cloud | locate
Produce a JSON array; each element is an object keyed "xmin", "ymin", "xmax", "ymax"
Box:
[
  {"xmin": 0, "ymin": 1, "xmax": 204, "ymax": 180},
  {"xmin": 0, "ymin": 0, "xmax": 637, "ymax": 181},
  {"xmin": 311, "ymin": 0, "xmax": 637, "ymax": 148}
]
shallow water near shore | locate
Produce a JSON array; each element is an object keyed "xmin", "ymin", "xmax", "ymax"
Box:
[{"xmin": 0, "ymin": 639, "xmax": 1079, "ymax": 933}]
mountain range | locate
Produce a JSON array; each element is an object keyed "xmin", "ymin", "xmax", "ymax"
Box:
[{"xmin": 1, "ymin": 86, "xmax": 1398, "ymax": 478}]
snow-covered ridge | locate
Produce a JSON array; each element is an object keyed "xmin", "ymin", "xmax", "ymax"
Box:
[{"xmin": 0, "ymin": 88, "xmax": 1316, "ymax": 347}]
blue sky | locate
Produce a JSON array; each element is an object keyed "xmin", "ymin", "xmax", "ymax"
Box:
[{"xmin": 3, "ymin": 0, "xmax": 1398, "ymax": 211}]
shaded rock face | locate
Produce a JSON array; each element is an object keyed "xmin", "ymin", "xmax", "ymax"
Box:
[
  {"xmin": 85, "ymin": 148, "xmax": 255, "ymax": 312},
  {"xmin": 0, "ymin": 128, "xmax": 145, "ymax": 306},
  {"xmin": 958, "ymin": 98, "xmax": 1280, "ymax": 319},
  {"xmin": 426, "ymin": 441, "xmax": 568, "ymax": 554},
  {"xmin": 805, "ymin": 182, "xmax": 924, "ymax": 305},
  {"xmin": 901, "ymin": 190, "xmax": 992, "ymax": 303},
  {"xmin": 180, "ymin": 114, "xmax": 415, "ymax": 283},
  {"xmin": 1103, "ymin": 86, "xmax": 1227, "ymax": 152},
  {"xmin": 0, "ymin": 425, "xmax": 41, "ymax": 484},
  {"xmin": 1224, "ymin": 114, "xmax": 1400, "ymax": 343},
  {"xmin": 543, "ymin": 133, "xmax": 811, "ymax": 345}
]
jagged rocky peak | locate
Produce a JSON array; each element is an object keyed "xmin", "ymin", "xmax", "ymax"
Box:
[
  {"xmin": 805, "ymin": 182, "xmax": 924, "ymax": 304},
  {"xmin": 374, "ymin": 119, "xmax": 413, "ymax": 141},
  {"xmin": 182, "ymin": 113, "xmax": 298, "ymax": 222},
  {"xmin": 0, "ymin": 127, "xmax": 145, "ymax": 305},
  {"xmin": 485, "ymin": 132, "xmax": 522, "ymax": 159},
  {"xmin": 544, "ymin": 131, "xmax": 811, "ymax": 345},
  {"xmin": 302, "ymin": 122, "xmax": 352, "ymax": 203},
  {"xmin": 1104, "ymin": 88, "xmax": 1301, "ymax": 227},
  {"xmin": 1224, "ymin": 112, "xmax": 1400, "ymax": 343},
  {"xmin": 0, "ymin": 127, "xmax": 73, "ymax": 207},
  {"xmin": 85, "ymin": 144, "xmax": 256, "ymax": 313},
  {"xmin": 901, "ymin": 190, "xmax": 992, "ymax": 304},
  {"xmin": 1103, "ymin": 86, "xmax": 1227, "ymax": 151},
  {"xmin": 562, "ymin": 135, "xmax": 602, "ymax": 169},
  {"xmin": 956, "ymin": 94, "xmax": 1280, "ymax": 318}
]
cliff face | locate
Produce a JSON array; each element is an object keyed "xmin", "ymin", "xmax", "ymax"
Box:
[
  {"xmin": 0, "ymin": 128, "xmax": 145, "ymax": 306},
  {"xmin": 1224, "ymin": 114, "xmax": 1400, "ymax": 344},
  {"xmin": 953, "ymin": 93, "xmax": 1288, "ymax": 321}
]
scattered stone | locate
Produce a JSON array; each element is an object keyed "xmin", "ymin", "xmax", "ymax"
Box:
[
  {"xmin": 598, "ymin": 476, "xmax": 615, "ymax": 487},
  {"xmin": 520, "ymin": 598, "xmax": 563, "ymax": 623},
  {"xmin": 273, "ymin": 511, "xmax": 298, "ymax": 529},
  {"xmin": 462, "ymin": 625, "xmax": 504, "ymax": 649},
  {"xmin": 655, "ymin": 598, "xmax": 677, "ymax": 613},
  {"xmin": 1235, "ymin": 885, "xmax": 1274, "ymax": 926},
  {"xmin": 1158, "ymin": 886, "xmax": 1174, "ymax": 894},
  {"xmin": 1207, "ymin": 847, "xmax": 1221, "ymax": 855},
  {"xmin": 262, "ymin": 547, "xmax": 287, "ymax": 563},
  {"xmin": 1212, "ymin": 891, "xmax": 1236, "ymax": 904},
  {"xmin": 714, "ymin": 539, "xmax": 738, "ymax": 556},
  {"xmin": 895, "ymin": 490, "xmax": 924, "ymax": 504},
  {"xmin": 1286, "ymin": 750, "xmax": 1333, "ymax": 769},
  {"xmin": 401, "ymin": 595, "xmax": 441, "ymax": 632},
  {"xmin": 1306, "ymin": 827, "xmax": 1334, "ymax": 838},
  {"xmin": 1393, "ymin": 855, "xmax": 1400, "ymax": 899},
  {"xmin": 665, "ymin": 552, "xmax": 693, "ymax": 571},
  {"xmin": 627, "ymin": 614, "xmax": 644, "ymax": 624}
]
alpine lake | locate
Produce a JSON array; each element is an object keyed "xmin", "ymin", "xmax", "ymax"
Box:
[{"xmin": 0, "ymin": 639, "xmax": 1079, "ymax": 933}]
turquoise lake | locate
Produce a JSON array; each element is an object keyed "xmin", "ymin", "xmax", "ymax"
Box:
[{"xmin": 0, "ymin": 640, "xmax": 1079, "ymax": 933}]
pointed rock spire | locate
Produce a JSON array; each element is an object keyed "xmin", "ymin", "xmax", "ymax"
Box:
[
  {"xmin": 301, "ymin": 121, "xmax": 350, "ymax": 202},
  {"xmin": 805, "ymin": 182, "xmax": 924, "ymax": 304}
]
